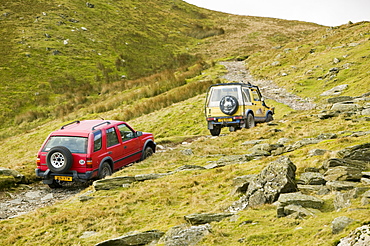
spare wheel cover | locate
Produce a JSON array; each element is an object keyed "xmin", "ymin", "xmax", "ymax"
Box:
[{"xmin": 220, "ymin": 95, "xmax": 239, "ymax": 115}]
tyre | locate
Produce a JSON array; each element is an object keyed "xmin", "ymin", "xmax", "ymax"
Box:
[
  {"xmin": 266, "ymin": 113, "xmax": 274, "ymax": 122},
  {"xmin": 210, "ymin": 127, "xmax": 221, "ymax": 136},
  {"xmin": 246, "ymin": 113, "xmax": 255, "ymax": 129},
  {"xmin": 141, "ymin": 146, "xmax": 154, "ymax": 161},
  {"xmin": 220, "ymin": 96, "xmax": 239, "ymax": 115},
  {"xmin": 98, "ymin": 162, "xmax": 112, "ymax": 179},
  {"xmin": 46, "ymin": 146, "xmax": 73, "ymax": 174}
]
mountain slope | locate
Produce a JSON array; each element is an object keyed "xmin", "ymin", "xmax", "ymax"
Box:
[
  {"xmin": 0, "ymin": 0, "xmax": 323, "ymax": 129},
  {"xmin": 246, "ymin": 21, "xmax": 370, "ymax": 99}
]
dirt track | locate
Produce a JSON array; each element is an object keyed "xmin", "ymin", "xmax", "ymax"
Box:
[
  {"xmin": 0, "ymin": 183, "xmax": 86, "ymax": 220},
  {"xmin": 220, "ymin": 61, "xmax": 316, "ymax": 110}
]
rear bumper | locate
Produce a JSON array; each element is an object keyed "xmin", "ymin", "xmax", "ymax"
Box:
[
  {"xmin": 207, "ymin": 118, "xmax": 244, "ymax": 129},
  {"xmin": 35, "ymin": 168, "xmax": 95, "ymax": 183}
]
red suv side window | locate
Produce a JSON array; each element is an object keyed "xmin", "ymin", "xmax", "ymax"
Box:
[
  {"xmin": 118, "ymin": 124, "xmax": 135, "ymax": 142},
  {"xmin": 93, "ymin": 130, "xmax": 102, "ymax": 152},
  {"xmin": 106, "ymin": 127, "xmax": 119, "ymax": 147}
]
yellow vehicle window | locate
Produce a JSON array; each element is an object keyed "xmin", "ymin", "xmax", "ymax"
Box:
[
  {"xmin": 251, "ymin": 89, "xmax": 261, "ymax": 101},
  {"xmin": 242, "ymin": 88, "xmax": 251, "ymax": 103},
  {"xmin": 208, "ymin": 86, "xmax": 240, "ymax": 107}
]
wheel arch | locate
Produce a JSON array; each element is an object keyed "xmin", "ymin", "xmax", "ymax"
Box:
[
  {"xmin": 143, "ymin": 139, "xmax": 156, "ymax": 154},
  {"xmin": 245, "ymin": 109, "xmax": 254, "ymax": 117},
  {"xmin": 266, "ymin": 110, "xmax": 274, "ymax": 117},
  {"xmin": 98, "ymin": 157, "xmax": 114, "ymax": 173}
]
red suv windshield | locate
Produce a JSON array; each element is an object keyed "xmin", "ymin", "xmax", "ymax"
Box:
[{"xmin": 42, "ymin": 136, "xmax": 88, "ymax": 154}]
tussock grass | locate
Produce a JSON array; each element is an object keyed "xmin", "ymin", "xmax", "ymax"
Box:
[{"xmin": 187, "ymin": 24, "xmax": 225, "ymax": 39}]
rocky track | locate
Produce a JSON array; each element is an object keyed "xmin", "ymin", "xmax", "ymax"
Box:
[
  {"xmin": 220, "ymin": 61, "xmax": 316, "ymax": 110},
  {"xmin": 0, "ymin": 183, "xmax": 86, "ymax": 220}
]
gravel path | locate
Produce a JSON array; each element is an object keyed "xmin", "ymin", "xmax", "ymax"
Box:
[
  {"xmin": 0, "ymin": 184, "xmax": 86, "ymax": 220},
  {"xmin": 220, "ymin": 61, "xmax": 316, "ymax": 110}
]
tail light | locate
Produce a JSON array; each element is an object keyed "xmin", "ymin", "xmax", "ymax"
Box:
[
  {"xmin": 233, "ymin": 116, "xmax": 243, "ymax": 120},
  {"xmin": 36, "ymin": 155, "xmax": 41, "ymax": 166},
  {"xmin": 86, "ymin": 158, "xmax": 93, "ymax": 169},
  {"xmin": 207, "ymin": 117, "xmax": 216, "ymax": 121}
]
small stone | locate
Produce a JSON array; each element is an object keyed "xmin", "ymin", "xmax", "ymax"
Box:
[{"xmin": 41, "ymin": 193, "xmax": 54, "ymax": 201}]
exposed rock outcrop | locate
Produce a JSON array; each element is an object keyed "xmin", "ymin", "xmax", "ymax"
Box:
[
  {"xmin": 276, "ymin": 192, "xmax": 324, "ymax": 218},
  {"xmin": 298, "ymin": 172, "xmax": 326, "ymax": 185},
  {"xmin": 184, "ymin": 213, "xmax": 234, "ymax": 225},
  {"xmin": 318, "ymin": 92, "xmax": 370, "ymax": 119},
  {"xmin": 338, "ymin": 225, "xmax": 370, "ymax": 246},
  {"xmin": 158, "ymin": 224, "xmax": 211, "ymax": 246},
  {"xmin": 0, "ymin": 167, "xmax": 26, "ymax": 183},
  {"xmin": 324, "ymin": 166, "xmax": 363, "ymax": 182},
  {"xmin": 320, "ymin": 84, "xmax": 348, "ymax": 96},
  {"xmin": 331, "ymin": 216, "xmax": 354, "ymax": 234},
  {"xmin": 95, "ymin": 230, "xmax": 164, "ymax": 246},
  {"xmin": 93, "ymin": 176, "xmax": 136, "ymax": 190},
  {"xmin": 228, "ymin": 156, "xmax": 297, "ymax": 212}
]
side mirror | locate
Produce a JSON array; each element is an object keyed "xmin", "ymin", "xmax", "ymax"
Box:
[{"xmin": 136, "ymin": 131, "xmax": 143, "ymax": 137}]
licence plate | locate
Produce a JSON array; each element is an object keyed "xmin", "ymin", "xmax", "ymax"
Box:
[
  {"xmin": 55, "ymin": 176, "xmax": 72, "ymax": 182},
  {"xmin": 219, "ymin": 118, "xmax": 232, "ymax": 122}
]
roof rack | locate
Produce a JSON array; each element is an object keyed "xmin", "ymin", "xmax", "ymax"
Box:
[
  {"xmin": 61, "ymin": 121, "xmax": 80, "ymax": 130},
  {"xmin": 92, "ymin": 121, "xmax": 111, "ymax": 130},
  {"xmin": 209, "ymin": 82, "xmax": 258, "ymax": 89}
]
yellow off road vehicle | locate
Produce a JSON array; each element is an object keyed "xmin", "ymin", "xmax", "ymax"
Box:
[{"xmin": 205, "ymin": 82, "xmax": 274, "ymax": 136}]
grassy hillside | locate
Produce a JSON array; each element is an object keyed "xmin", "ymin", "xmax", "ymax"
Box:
[
  {"xmin": 246, "ymin": 21, "xmax": 370, "ymax": 99},
  {"xmin": 0, "ymin": 0, "xmax": 208, "ymax": 126},
  {"xmin": 0, "ymin": 0, "xmax": 322, "ymax": 131}
]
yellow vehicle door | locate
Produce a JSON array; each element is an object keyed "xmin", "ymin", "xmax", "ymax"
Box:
[{"xmin": 250, "ymin": 88, "xmax": 265, "ymax": 118}]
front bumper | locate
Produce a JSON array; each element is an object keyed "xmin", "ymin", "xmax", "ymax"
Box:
[{"xmin": 35, "ymin": 168, "xmax": 95, "ymax": 184}]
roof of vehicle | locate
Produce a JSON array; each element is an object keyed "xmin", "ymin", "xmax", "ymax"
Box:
[
  {"xmin": 50, "ymin": 120, "xmax": 125, "ymax": 137},
  {"xmin": 208, "ymin": 82, "xmax": 259, "ymax": 90}
]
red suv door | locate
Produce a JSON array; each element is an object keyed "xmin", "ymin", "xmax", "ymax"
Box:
[
  {"xmin": 117, "ymin": 123, "xmax": 141, "ymax": 165},
  {"xmin": 105, "ymin": 126, "xmax": 126, "ymax": 170}
]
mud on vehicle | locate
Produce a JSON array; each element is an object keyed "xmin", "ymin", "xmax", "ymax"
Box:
[
  {"xmin": 36, "ymin": 120, "xmax": 156, "ymax": 188},
  {"xmin": 205, "ymin": 82, "xmax": 274, "ymax": 136}
]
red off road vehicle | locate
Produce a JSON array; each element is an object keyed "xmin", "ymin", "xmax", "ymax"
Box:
[{"xmin": 36, "ymin": 120, "xmax": 156, "ymax": 188}]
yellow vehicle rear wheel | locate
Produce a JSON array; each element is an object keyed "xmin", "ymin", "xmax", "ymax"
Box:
[
  {"xmin": 246, "ymin": 113, "xmax": 255, "ymax": 129},
  {"xmin": 210, "ymin": 127, "xmax": 221, "ymax": 136}
]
